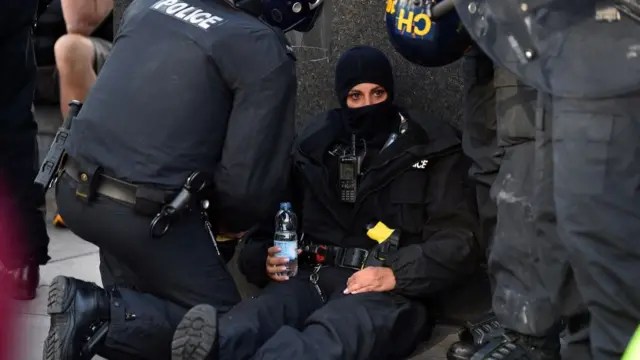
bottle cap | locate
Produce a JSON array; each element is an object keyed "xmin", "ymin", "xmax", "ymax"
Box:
[{"xmin": 280, "ymin": 202, "xmax": 292, "ymax": 210}]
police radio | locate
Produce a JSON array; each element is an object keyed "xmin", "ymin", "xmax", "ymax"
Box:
[{"xmin": 339, "ymin": 134, "xmax": 358, "ymax": 203}]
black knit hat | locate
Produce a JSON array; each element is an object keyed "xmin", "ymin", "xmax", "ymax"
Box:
[{"xmin": 334, "ymin": 46, "xmax": 395, "ymax": 107}]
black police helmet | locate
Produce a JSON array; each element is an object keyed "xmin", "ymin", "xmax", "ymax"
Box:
[
  {"xmin": 230, "ymin": 0, "xmax": 325, "ymax": 32},
  {"xmin": 262, "ymin": 0, "xmax": 325, "ymax": 32},
  {"xmin": 385, "ymin": 0, "xmax": 471, "ymax": 67}
]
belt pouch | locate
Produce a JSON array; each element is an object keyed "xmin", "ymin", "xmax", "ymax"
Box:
[{"xmin": 75, "ymin": 163, "xmax": 102, "ymax": 204}]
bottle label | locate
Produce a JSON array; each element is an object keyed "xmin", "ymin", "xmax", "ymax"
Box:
[{"xmin": 274, "ymin": 241, "xmax": 297, "ymax": 260}]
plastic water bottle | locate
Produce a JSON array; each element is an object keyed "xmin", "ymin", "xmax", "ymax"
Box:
[{"xmin": 274, "ymin": 202, "xmax": 298, "ymax": 277}]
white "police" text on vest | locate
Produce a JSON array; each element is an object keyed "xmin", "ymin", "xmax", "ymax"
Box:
[
  {"xmin": 151, "ymin": 0, "xmax": 226, "ymax": 30},
  {"xmin": 412, "ymin": 159, "xmax": 428, "ymax": 169}
]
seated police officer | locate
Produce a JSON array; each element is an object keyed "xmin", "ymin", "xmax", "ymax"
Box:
[
  {"xmin": 41, "ymin": 0, "xmax": 325, "ymax": 359},
  {"xmin": 169, "ymin": 46, "xmax": 481, "ymax": 360}
]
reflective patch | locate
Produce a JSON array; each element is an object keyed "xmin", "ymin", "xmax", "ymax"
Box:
[
  {"xmin": 623, "ymin": 325, "xmax": 640, "ymax": 360},
  {"xmin": 151, "ymin": 0, "xmax": 226, "ymax": 30},
  {"xmin": 411, "ymin": 159, "xmax": 429, "ymax": 169}
]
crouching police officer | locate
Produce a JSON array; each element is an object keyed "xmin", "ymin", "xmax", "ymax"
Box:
[
  {"xmin": 40, "ymin": 0, "xmax": 327, "ymax": 358},
  {"xmin": 168, "ymin": 46, "xmax": 481, "ymax": 360}
]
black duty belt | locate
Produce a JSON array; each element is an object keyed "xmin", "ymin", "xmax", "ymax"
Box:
[
  {"xmin": 301, "ymin": 244, "xmax": 370, "ymax": 270},
  {"xmin": 62, "ymin": 158, "xmax": 175, "ymax": 216}
]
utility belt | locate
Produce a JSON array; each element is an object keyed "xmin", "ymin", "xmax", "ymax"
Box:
[
  {"xmin": 300, "ymin": 244, "xmax": 370, "ymax": 270},
  {"xmin": 62, "ymin": 157, "xmax": 215, "ymax": 239},
  {"xmin": 62, "ymin": 157, "xmax": 176, "ymax": 216},
  {"xmin": 300, "ymin": 222, "xmax": 401, "ymax": 270}
]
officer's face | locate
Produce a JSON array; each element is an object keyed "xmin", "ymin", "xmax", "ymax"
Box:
[{"xmin": 346, "ymin": 83, "xmax": 388, "ymax": 108}]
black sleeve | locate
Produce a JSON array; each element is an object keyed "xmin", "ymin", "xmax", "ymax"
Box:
[
  {"xmin": 212, "ymin": 59, "xmax": 297, "ymax": 233},
  {"xmin": 238, "ymin": 163, "xmax": 305, "ymax": 287},
  {"xmin": 238, "ymin": 220, "xmax": 274, "ymax": 288},
  {"xmin": 385, "ymin": 149, "xmax": 481, "ymax": 298}
]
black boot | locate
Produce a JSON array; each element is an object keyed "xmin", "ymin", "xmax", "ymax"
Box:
[
  {"xmin": 447, "ymin": 341, "xmax": 476, "ymax": 360},
  {"xmin": 43, "ymin": 276, "xmax": 110, "ymax": 360},
  {"xmin": 447, "ymin": 331, "xmax": 561, "ymax": 360},
  {"xmin": 446, "ymin": 312, "xmax": 560, "ymax": 360},
  {"xmin": 171, "ymin": 304, "xmax": 218, "ymax": 360},
  {"xmin": 0, "ymin": 260, "xmax": 40, "ymax": 300}
]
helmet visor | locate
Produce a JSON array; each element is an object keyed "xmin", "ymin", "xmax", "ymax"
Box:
[
  {"xmin": 286, "ymin": 0, "xmax": 333, "ymax": 62},
  {"xmin": 453, "ymin": 0, "xmax": 640, "ymax": 98}
]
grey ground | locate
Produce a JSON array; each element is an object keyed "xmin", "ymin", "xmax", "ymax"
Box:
[{"xmin": 15, "ymin": 106, "xmax": 470, "ymax": 360}]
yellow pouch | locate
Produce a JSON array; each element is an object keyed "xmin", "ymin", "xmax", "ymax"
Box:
[{"xmin": 366, "ymin": 222, "xmax": 394, "ymax": 244}]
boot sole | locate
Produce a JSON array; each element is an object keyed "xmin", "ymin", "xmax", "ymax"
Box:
[
  {"xmin": 171, "ymin": 304, "xmax": 218, "ymax": 360},
  {"xmin": 43, "ymin": 276, "xmax": 77, "ymax": 360}
]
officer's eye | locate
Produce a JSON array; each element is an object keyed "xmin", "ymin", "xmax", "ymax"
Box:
[
  {"xmin": 373, "ymin": 89, "xmax": 387, "ymax": 97},
  {"xmin": 348, "ymin": 92, "xmax": 361, "ymax": 100}
]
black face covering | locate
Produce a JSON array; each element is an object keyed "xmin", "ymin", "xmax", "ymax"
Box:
[
  {"xmin": 341, "ymin": 101, "xmax": 396, "ymax": 144},
  {"xmin": 334, "ymin": 46, "xmax": 397, "ymax": 145}
]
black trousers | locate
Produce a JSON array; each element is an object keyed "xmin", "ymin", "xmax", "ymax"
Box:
[
  {"xmin": 0, "ymin": 0, "xmax": 50, "ymax": 268},
  {"xmin": 462, "ymin": 48, "xmax": 586, "ymax": 355},
  {"xmin": 217, "ymin": 266, "xmax": 429, "ymax": 360},
  {"xmin": 460, "ymin": 46, "xmax": 502, "ymax": 256},
  {"xmin": 56, "ymin": 175, "xmax": 241, "ymax": 359},
  {"xmin": 488, "ymin": 68, "xmax": 577, "ymax": 340},
  {"xmin": 550, "ymin": 92, "xmax": 640, "ymax": 359}
]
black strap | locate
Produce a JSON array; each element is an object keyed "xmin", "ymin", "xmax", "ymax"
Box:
[
  {"xmin": 458, "ymin": 312, "xmax": 504, "ymax": 346},
  {"xmin": 302, "ymin": 244, "xmax": 369, "ymax": 270},
  {"xmin": 469, "ymin": 337, "xmax": 531, "ymax": 360},
  {"xmin": 64, "ymin": 157, "xmax": 173, "ymax": 215}
]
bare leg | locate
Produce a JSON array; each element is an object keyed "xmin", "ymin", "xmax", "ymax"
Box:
[{"xmin": 54, "ymin": 34, "xmax": 97, "ymax": 118}]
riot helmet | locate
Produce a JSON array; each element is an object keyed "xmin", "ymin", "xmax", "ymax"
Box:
[
  {"xmin": 228, "ymin": 0, "xmax": 326, "ymax": 32},
  {"xmin": 385, "ymin": 0, "xmax": 472, "ymax": 67},
  {"xmin": 453, "ymin": 0, "xmax": 640, "ymax": 98}
]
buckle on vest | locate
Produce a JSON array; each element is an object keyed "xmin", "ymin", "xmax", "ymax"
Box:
[{"xmin": 337, "ymin": 247, "xmax": 369, "ymax": 270}]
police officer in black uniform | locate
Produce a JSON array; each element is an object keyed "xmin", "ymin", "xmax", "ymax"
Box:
[
  {"xmin": 451, "ymin": 45, "xmax": 582, "ymax": 360},
  {"xmin": 385, "ymin": 2, "xmax": 582, "ymax": 358},
  {"xmin": 0, "ymin": 0, "xmax": 51, "ymax": 301},
  {"xmin": 450, "ymin": 1, "xmax": 640, "ymax": 359},
  {"xmin": 168, "ymin": 45, "xmax": 481, "ymax": 360},
  {"xmin": 41, "ymin": 0, "xmax": 326, "ymax": 358}
]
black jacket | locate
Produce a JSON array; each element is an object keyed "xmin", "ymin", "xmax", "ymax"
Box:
[
  {"xmin": 241, "ymin": 109, "xmax": 481, "ymax": 299},
  {"xmin": 64, "ymin": 0, "xmax": 297, "ymax": 231}
]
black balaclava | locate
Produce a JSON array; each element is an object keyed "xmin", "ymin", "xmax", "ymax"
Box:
[{"xmin": 334, "ymin": 46, "xmax": 397, "ymax": 144}]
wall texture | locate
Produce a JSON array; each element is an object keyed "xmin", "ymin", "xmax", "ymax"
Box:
[{"xmin": 113, "ymin": 0, "xmax": 464, "ymax": 128}]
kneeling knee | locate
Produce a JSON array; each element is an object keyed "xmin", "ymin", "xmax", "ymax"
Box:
[{"xmin": 54, "ymin": 34, "xmax": 94, "ymax": 72}]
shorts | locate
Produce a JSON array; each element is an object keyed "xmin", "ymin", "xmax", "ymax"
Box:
[{"xmin": 34, "ymin": 37, "xmax": 112, "ymax": 105}]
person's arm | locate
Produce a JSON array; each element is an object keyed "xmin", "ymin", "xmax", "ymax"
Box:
[
  {"xmin": 386, "ymin": 148, "xmax": 481, "ymax": 298},
  {"xmin": 238, "ymin": 165, "xmax": 304, "ymax": 287},
  {"xmin": 61, "ymin": 0, "xmax": 113, "ymax": 35},
  {"xmin": 212, "ymin": 55, "xmax": 296, "ymax": 233}
]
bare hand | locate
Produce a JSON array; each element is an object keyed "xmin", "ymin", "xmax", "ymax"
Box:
[
  {"xmin": 265, "ymin": 246, "xmax": 301, "ymax": 282},
  {"xmin": 344, "ymin": 267, "xmax": 396, "ymax": 294}
]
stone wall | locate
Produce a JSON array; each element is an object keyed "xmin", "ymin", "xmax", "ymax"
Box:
[{"xmin": 113, "ymin": 0, "xmax": 464, "ymax": 129}]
